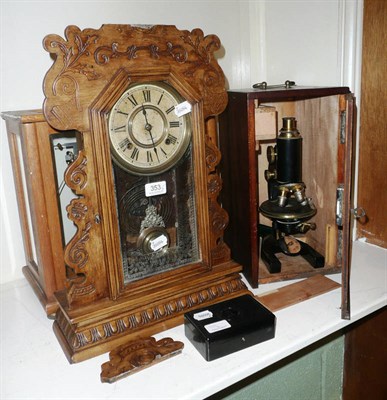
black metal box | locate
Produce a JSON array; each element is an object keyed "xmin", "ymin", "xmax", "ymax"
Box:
[{"xmin": 184, "ymin": 294, "xmax": 276, "ymax": 361}]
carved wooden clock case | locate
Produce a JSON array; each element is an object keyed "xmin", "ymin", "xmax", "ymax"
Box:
[{"xmin": 4, "ymin": 25, "xmax": 249, "ymax": 363}]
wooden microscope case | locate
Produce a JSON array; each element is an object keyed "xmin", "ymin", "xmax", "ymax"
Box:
[{"xmin": 219, "ymin": 86, "xmax": 355, "ymax": 319}]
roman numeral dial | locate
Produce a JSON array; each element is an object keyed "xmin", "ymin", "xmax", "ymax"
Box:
[{"xmin": 108, "ymin": 82, "xmax": 192, "ymax": 175}]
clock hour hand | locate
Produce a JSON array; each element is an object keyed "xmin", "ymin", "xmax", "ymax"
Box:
[{"xmin": 141, "ymin": 104, "xmax": 152, "ymax": 132}]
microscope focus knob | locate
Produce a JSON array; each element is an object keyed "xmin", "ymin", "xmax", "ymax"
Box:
[
  {"xmin": 266, "ymin": 146, "xmax": 277, "ymax": 165},
  {"xmin": 265, "ymin": 169, "xmax": 277, "ymax": 181}
]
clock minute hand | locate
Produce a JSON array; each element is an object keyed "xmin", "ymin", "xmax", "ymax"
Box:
[{"xmin": 142, "ymin": 105, "xmax": 160, "ymax": 162}]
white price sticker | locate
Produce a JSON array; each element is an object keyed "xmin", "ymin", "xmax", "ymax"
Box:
[
  {"xmin": 193, "ymin": 310, "xmax": 213, "ymax": 321},
  {"xmin": 204, "ymin": 320, "xmax": 231, "ymax": 334},
  {"xmin": 150, "ymin": 234, "xmax": 168, "ymax": 251},
  {"xmin": 174, "ymin": 101, "xmax": 192, "ymax": 117},
  {"xmin": 145, "ymin": 181, "xmax": 167, "ymax": 197}
]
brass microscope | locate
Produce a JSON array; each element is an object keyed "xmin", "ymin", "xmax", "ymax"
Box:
[{"xmin": 259, "ymin": 117, "xmax": 325, "ymax": 273}]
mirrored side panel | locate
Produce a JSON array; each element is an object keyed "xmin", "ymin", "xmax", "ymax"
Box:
[{"xmin": 50, "ymin": 131, "xmax": 80, "ymax": 246}]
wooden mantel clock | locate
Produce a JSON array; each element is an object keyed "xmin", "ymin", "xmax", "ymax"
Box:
[{"xmin": 18, "ymin": 24, "xmax": 248, "ymax": 363}]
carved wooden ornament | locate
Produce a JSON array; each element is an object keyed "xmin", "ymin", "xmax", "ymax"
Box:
[{"xmin": 100, "ymin": 336, "xmax": 184, "ymax": 383}]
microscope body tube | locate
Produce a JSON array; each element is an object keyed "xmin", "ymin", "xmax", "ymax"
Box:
[{"xmin": 277, "ymin": 117, "xmax": 303, "ymax": 184}]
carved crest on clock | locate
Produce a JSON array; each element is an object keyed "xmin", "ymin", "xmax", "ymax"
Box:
[{"xmin": 43, "ymin": 24, "xmax": 227, "ymax": 132}]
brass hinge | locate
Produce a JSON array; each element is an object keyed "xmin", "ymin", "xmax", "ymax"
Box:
[
  {"xmin": 336, "ymin": 185, "xmax": 344, "ymax": 226},
  {"xmin": 340, "ymin": 111, "xmax": 346, "ymax": 144}
]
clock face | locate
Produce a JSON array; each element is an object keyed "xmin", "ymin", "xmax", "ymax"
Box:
[{"xmin": 109, "ymin": 82, "xmax": 191, "ymax": 175}]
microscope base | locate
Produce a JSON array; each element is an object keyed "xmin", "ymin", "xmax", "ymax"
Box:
[{"xmin": 261, "ymin": 234, "xmax": 325, "ymax": 274}]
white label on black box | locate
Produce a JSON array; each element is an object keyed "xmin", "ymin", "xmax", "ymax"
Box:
[
  {"xmin": 193, "ymin": 310, "xmax": 213, "ymax": 321},
  {"xmin": 204, "ymin": 320, "xmax": 231, "ymax": 334}
]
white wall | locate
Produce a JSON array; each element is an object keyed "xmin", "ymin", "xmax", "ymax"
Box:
[{"xmin": 0, "ymin": 0, "xmax": 362, "ymax": 284}]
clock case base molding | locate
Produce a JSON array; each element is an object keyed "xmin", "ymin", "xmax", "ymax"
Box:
[{"xmin": 52, "ymin": 262, "xmax": 247, "ymax": 363}]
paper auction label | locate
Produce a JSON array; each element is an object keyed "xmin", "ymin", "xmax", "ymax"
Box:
[
  {"xmin": 174, "ymin": 101, "xmax": 192, "ymax": 117},
  {"xmin": 204, "ymin": 320, "xmax": 231, "ymax": 334},
  {"xmin": 150, "ymin": 235, "xmax": 168, "ymax": 251},
  {"xmin": 145, "ymin": 181, "xmax": 167, "ymax": 197},
  {"xmin": 193, "ymin": 310, "xmax": 213, "ymax": 321}
]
